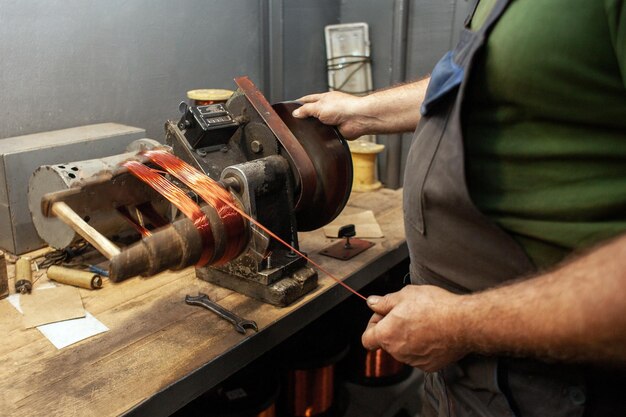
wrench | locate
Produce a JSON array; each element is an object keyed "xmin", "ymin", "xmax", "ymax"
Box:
[{"xmin": 185, "ymin": 293, "xmax": 258, "ymax": 334}]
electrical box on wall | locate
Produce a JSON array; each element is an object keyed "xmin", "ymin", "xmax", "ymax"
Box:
[
  {"xmin": 0, "ymin": 123, "xmax": 146, "ymax": 254},
  {"xmin": 325, "ymin": 22, "xmax": 376, "ymax": 143}
]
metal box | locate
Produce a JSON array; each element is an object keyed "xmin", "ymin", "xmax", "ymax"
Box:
[{"xmin": 0, "ymin": 123, "xmax": 146, "ymax": 254}]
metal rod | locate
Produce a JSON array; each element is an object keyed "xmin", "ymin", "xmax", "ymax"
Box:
[
  {"xmin": 385, "ymin": 0, "xmax": 410, "ymax": 189},
  {"xmin": 51, "ymin": 201, "xmax": 121, "ymax": 259}
]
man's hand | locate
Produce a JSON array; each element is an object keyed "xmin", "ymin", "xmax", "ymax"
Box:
[
  {"xmin": 361, "ymin": 285, "xmax": 468, "ymax": 372},
  {"xmin": 363, "ymin": 235, "xmax": 626, "ymax": 370},
  {"xmin": 292, "ymin": 92, "xmax": 374, "ymax": 139},
  {"xmin": 292, "ymin": 78, "xmax": 430, "ymax": 138}
]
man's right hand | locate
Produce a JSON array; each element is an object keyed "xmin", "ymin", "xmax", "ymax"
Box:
[
  {"xmin": 291, "ymin": 77, "xmax": 430, "ymax": 139},
  {"xmin": 292, "ymin": 91, "xmax": 373, "ymax": 140}
]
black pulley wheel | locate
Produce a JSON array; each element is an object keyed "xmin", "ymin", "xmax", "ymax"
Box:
[{"xmin": 272, "ymin": 101, "xmax": 353, "ymax": 232}]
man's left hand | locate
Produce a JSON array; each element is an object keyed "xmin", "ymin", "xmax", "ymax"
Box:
[{"xmin": 361, "ymin": 285, "xmax": 468, "ymax": 372}]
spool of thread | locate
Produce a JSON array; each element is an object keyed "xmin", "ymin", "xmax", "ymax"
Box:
[
  {"xmin": 47, "ymin": 266, "xmax": 103, "ymax": 290},
  {"xmin": 187, "ymin": 89, "xmax": 234, "ymax": 106},
  {"xmin": 15, "ymin": 257, "xmax": 33, "ymax": 294},
  {"xmin": 0, "ymin": 250, "xmax": 8, "ymax": 299},
  {"xmin": 348, "ymin": 141, "xmax": 385, "ymax": 192}
]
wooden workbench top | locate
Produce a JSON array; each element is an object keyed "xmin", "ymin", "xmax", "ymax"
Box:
[{"xmin": 0, "ymin": 188, "xmax": 407, "ymax": 417}]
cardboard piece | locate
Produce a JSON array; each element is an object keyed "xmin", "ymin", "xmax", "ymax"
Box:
[
  {"xmin": 20, "ymin": 286, "xmax": 85, "ymax": 328},
  {"xmin": 323, "ymin": 210, "xmax": 384, "ymax": 238}
]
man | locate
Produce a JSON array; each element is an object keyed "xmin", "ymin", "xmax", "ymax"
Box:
[{"xmin": 293, "ymin": 0, "xmax": 626, "ymax": 415}]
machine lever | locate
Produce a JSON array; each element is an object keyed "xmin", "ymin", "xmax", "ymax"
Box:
[{"xmin": 184, "ymin": 293, "xmax": 258, "ymax": 334}]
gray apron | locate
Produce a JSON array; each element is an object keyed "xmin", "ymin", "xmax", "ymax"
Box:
[{"xmin": 403, "ymin": 0, "xmax": 625, "ymax": 415}]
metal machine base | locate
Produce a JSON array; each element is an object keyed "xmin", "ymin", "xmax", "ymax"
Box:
[{"xmin": 196, "ymin": 266, "xmax": 318, "ymax": 307}]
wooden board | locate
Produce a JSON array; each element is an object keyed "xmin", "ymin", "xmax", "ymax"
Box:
[{"xmin": 0, "ymin": 188, "xmax": 406, "ymax": 417}]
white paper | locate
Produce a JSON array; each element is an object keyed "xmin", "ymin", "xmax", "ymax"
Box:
[
  {"xmin": 8, "ymin": 293, "xmax": 23, "ymax": 313},
  {"xmin": 36, "ymin": 312, "xmax": 109, "ymax": 349},
  {"xmin": 8, "ymin": 292, "xmax": 109, "ymax": 349}
]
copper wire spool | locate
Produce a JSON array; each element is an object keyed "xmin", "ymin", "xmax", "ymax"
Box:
[
  {"xmin": 121, "ymin": 151, "xmax": 246, "ymax": 268},
  {"xmin": 288, "ymin": 366, "xmax": 335, "ymax": 417},
  {"xmin": 350, "ymin": 347, "xmax": 411, "ymax": 386},
  {"xmin": 282, "ymin": 315, "xmax": 350, "ymax": 417},
  {"xmin": 143, "ymin": 149, "xmax": 246, "ymax": 265}
]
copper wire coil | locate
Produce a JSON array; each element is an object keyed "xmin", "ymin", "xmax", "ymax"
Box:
[
  {"xmin": 287, "ymin": 365, "xmax": 335, "ymax": 417},
  {"xmin": 122, "ymin": 159, "xmax": 216, "ymax": 265},
  {"xmin": 257, "ymin": 403, "xmax": 276, "ymax": 417},
  {"xmin": 144, "ymin": 150, "xmax": 247, "ymax": 265},
  {"xmin": 122, "ymin": 152, "xmax": 247, "ymax": 268},
  {"xmin": 363, "ymin": 348, "xmax": 406, "ymax": 379}
]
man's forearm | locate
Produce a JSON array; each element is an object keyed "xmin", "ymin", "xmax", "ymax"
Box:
[
  {"xmin": 361, "ymin": 77, "xmax": 430, "ymax": 134},
  {"xmin": 457, "ymin": 234, "xmax": 626, "ymax": 362}
]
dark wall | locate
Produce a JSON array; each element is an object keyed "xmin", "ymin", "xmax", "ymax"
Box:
[
  {"xmin": 283, "ymin": 0, "xmax": 340, "ymax": 100},
  {"xmin": 0, "ymin": 0, "xmax": 468, "ymax": 182},
  {"xmin": 0, "ymin": 0, "xmax": 264, "ymax": 140}
]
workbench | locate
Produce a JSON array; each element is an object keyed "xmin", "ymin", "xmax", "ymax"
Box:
[{"xmin": 0, "ymin": 188, "xmax": 407, "ymax": 417}]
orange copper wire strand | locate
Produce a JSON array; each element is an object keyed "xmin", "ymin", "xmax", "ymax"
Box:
[
  {"xmin": 142, "ymin": 150, "xmax": 367, "ymax": 301},
  {"xmin": 116, "ymin": 206, "xmax": 152, "ymax": 237},
  {"xmin": 122, "ymin": 160, "xmax": 215, "ymax": 266}
]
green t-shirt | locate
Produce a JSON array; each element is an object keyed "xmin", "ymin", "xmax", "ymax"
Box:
[{"xmin": 463, "ymin": 0, "xmax": 626, "ymax": 269}]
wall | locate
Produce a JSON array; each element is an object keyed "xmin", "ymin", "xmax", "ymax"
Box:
[
  {"xmin": 0, "ymin": 0, "xmax": 264, "ymax": 140},
  {"xmin": 0, "ymin": 0, "xmax": 468, "ymax": 184},
  {"xmin": 283, "ymin": 0, "xmax": 340, "ymax": 101}
]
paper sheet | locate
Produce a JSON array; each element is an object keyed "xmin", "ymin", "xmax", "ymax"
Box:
[
  {"xmin": 323, "ymin": 210, "xmax": 384, "ymax": 238},
  {"xmin": 21, "ymin": 286, "xmax": 85, "ymax": 328},
  {"xmin": 8, "ymin": 289, "xmax": 109, "ymax": 349},
  {"xmin": 37, "ymin": 312, "xmax": 109, "ymax": 349}
]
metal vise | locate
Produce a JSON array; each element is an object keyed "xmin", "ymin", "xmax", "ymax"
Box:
[{"xmin": 32, "ymin": 77, "xmax": 352, "ymax": 306}]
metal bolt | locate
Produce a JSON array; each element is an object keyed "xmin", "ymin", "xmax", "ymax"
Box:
[
  {"xmin": 250, "ymin": 140, "xmax": 263, "ymax": 154},
  {"xmin": 196, "ymin": 149, "xmax": 207, "ymax": 157}
]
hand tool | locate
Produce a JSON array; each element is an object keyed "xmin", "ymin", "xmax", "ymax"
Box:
[{"xmin": 185, "ymin": 293, "xmax": 258, "ymax": 334}]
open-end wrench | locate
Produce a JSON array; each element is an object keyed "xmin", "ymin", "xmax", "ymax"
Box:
[{"xmin": 184, "ymin": 293, "xmax": 258, "ymax": 334}]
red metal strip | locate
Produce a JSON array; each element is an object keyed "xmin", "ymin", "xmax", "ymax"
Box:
[{"xmin": 234, "ymin": 76, "xmax": 317, "ymax": 211}]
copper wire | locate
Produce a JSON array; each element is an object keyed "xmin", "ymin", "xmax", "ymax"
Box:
[
  {"xmin": 143, "ymin": 150, "xmax": 246, "ymax": 265},
  {"xmin": 136, "ymin": 202, "xmax": 169, "ymax": 229},
  {"xmin": 288, "ymin": 366, "xmax": 335, "ymax": 417},
  {"xmin": 116, "ymin": 206, "xmax": 152, "ymax": 237},
  {"xmin": 122, "ymin": 160, "xmax": 215, "ymax": 266}
]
